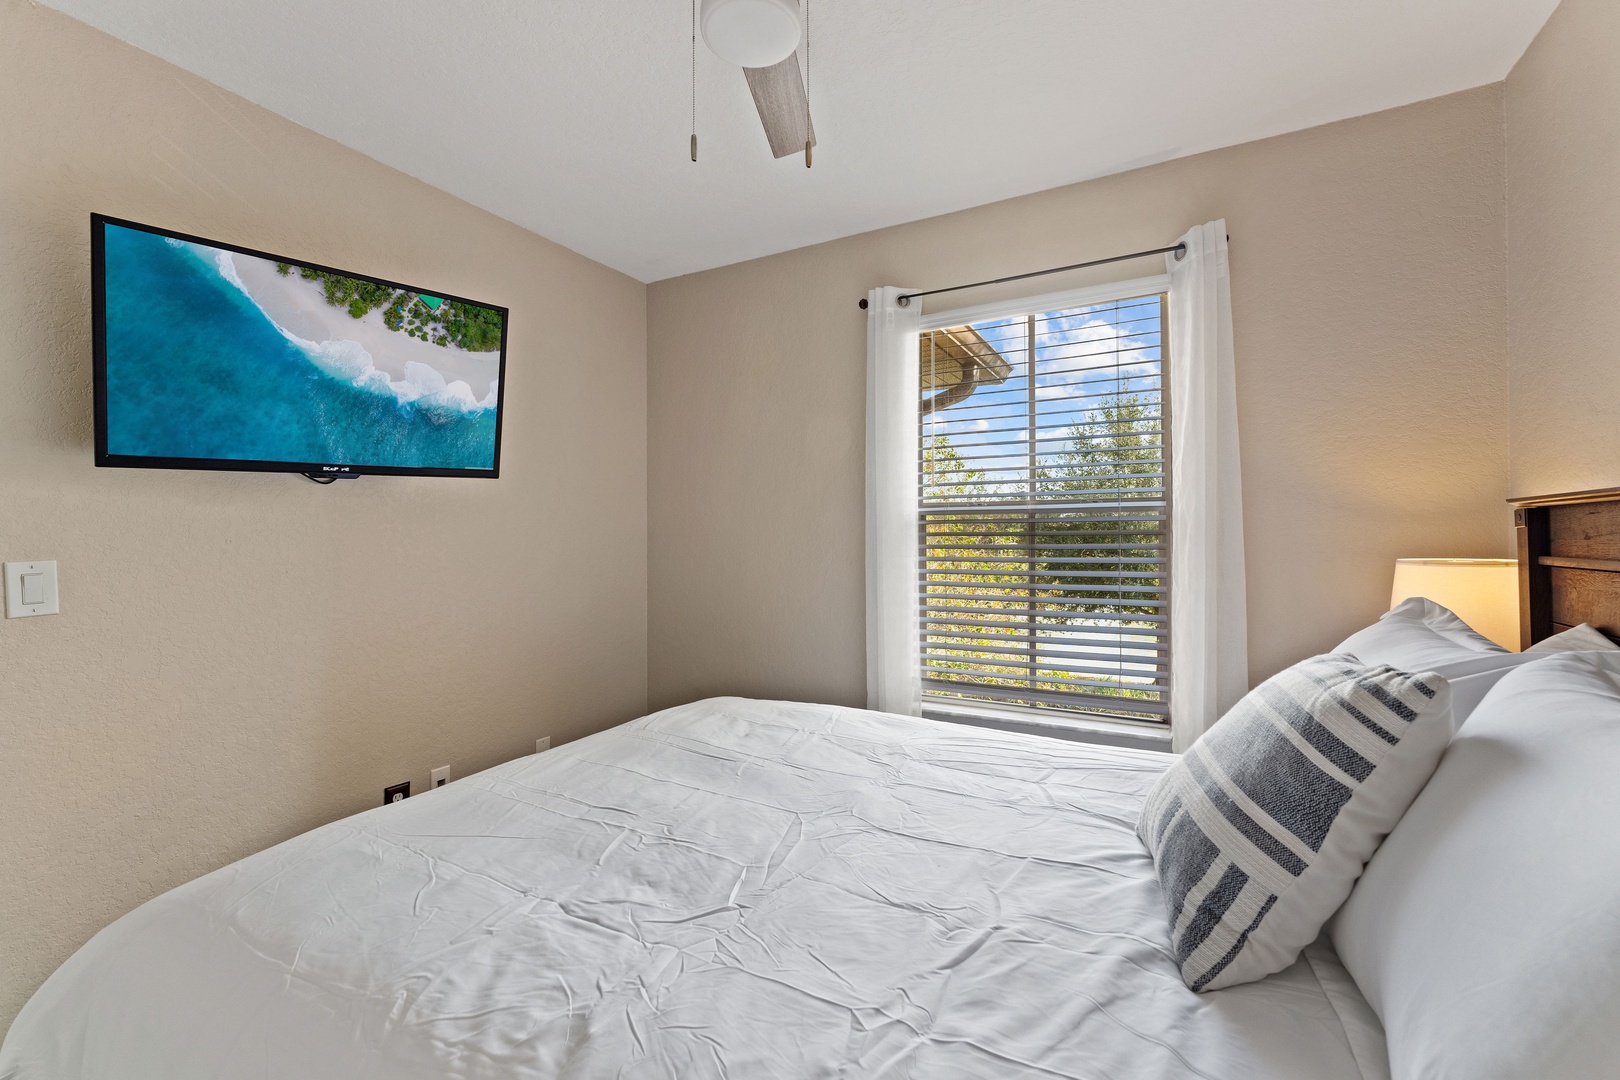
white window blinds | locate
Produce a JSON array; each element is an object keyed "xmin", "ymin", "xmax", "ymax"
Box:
[{"xmin": 918, "ymin": 292, "xmax": 1170, "ymax": 723}]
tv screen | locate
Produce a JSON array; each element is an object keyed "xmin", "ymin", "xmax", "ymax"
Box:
[{"xmin": 92, "ymin": 214, "xmax": 508, "ymax": 478}]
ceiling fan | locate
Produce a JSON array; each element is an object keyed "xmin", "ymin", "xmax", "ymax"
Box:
[{"xmin": 693, "ymin": 0, "xmax": 816, "ymax": 166}]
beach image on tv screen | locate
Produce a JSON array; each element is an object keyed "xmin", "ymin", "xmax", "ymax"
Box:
[{"xmin": 100, "ymin": 221, "xmax": 503, "ymax": 471}]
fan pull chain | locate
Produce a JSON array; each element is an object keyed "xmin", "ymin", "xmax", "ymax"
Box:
[
  {"xmin": 690, "ymin": 0, "xmax": 698, "ymax": 162},
  {"xmin": 803, "ymin": 0, "xmax": 812, "ymax": 167}
]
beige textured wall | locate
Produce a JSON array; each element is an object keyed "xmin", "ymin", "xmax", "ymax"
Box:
[
  {"xmin": 648, "ymin": 86, "xmax": 1511, "ymax": 714},
  {"xmin": 0, "ymin": 0, "xmax": 647, "ymax": 1034},
  {"xmin": 1506, "ymin": 0, "xmax": 1620, "ymax": 497}
]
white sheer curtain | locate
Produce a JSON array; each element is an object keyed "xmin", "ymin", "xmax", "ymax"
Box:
[
  {"xmin": 1168, "ymin": 221, "xmax": 1249, "ymax": 751},
  {"xmin": 865, "ymin": 287, "xmax": 923, "ymax": 716}
]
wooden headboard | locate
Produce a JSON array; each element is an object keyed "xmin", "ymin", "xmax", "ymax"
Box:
[{"xmin": 1512, "ymin": 487, "xmax": 1620, "ymax": 649}]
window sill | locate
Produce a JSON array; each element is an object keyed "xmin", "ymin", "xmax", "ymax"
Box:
[{"xmin": 922, "ymin": 698, "xmax": 1175, "ymax": 753}]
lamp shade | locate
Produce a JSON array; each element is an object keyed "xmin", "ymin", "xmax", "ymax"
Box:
[{"xmin": 1390, "ymin": 558, "xmax": 1520, "ymax": 651}]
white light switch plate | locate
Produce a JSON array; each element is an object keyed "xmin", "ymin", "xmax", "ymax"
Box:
[{"xmin": 5, "ymin": 561, "xmax": 59, "ymax": 618}]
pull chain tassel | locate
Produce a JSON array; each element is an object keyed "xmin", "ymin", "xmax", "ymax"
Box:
[
  {"xmin": 689, "ymin": 0, "xmax": 697, "ymax": 163},
  {"xmin": 804, "ymin": 140, "xmax": 812, "ymax": 168}
]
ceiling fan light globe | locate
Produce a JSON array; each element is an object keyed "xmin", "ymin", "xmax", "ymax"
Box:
[{"xmin": 700, "ymin": 0, "xmax": 801, "ymax": 69}]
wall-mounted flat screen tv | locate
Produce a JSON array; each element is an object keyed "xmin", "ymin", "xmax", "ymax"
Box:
[{"xmin": 92, "ymin": 214, "xmax": 508, "ymax": 478}]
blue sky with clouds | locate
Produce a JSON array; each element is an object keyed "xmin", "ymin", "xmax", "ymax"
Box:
[{"xmin": 921, "ymin": 294, "xmax": 1164, "ymax": 500}]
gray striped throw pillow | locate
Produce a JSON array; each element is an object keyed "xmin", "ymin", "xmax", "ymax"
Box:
[{"xmin": 1138, "ymin": 653, "xmax": 1453, "ymax": 991}]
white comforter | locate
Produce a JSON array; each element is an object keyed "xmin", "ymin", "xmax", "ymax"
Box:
[{"xmin": 1, "ymin": 698, "xmax": 1386, "ymax": 1079}]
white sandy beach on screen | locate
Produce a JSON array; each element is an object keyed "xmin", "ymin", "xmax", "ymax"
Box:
[{"xmin": 229, "ymin": 252, "xmax": 499, "ymax": 402}]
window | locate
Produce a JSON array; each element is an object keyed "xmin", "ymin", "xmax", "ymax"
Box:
[{"xmin": 917, "ymin": 290, "xmax": 1170, "ymax": 725}]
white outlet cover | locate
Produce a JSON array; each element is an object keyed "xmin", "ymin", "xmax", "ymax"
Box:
[
  {"xmin": 5, "ymin": 561, "xmax": 59, "ymax": 618},
  {"xmin": 536, "ymin": 737, "xmax": 551, "ymax": 754}
]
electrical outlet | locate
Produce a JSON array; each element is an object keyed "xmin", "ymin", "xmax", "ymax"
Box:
[
  {"xmin": 430, "ymin": 766, "xmax": 450, "ymax": 789},
  {"xmin": 536, "ymin": 737, "xmax": 551, "ymax": 754},
  {"xmin": 383, "ymin": 781, "xmax": 410, "ymax": 806}
]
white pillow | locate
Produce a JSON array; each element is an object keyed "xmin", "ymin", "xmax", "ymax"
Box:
[
  {"xmin": 1137, "ymin": 653, "xmax": 1453, "ymax": 990},
  {"xmin": 1331, "ymin": 652, "xmax": 1620, "ymax": 1079},
  {"xmin": 1336, "ymin": 597, "xmax": 1540, "ymax": 731},
  {"xmin": 1524, "ymin": 622, "xmax": 1620, "ymax": 654},
  {"xmin": 1337, "ymin": 596, "xmax": 1505, "ymax": 665}
]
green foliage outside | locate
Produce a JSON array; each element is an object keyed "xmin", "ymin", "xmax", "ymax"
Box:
[
  {"xmin": 273, "ymin": 262, "xmax": 503, "ymax": 352},
  {"xmin": 922, "ymin": 394, "xmax": 1167, "ymax": 716}
]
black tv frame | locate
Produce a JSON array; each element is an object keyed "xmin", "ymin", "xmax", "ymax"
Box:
[{"xmin": 91, "ymin": 213, "xmax": 510, "ymax": 479}]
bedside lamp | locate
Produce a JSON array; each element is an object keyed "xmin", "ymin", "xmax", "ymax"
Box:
[{"xmin": 1391, "ymin": 558, "xmax": 1520, "ymax": 651}]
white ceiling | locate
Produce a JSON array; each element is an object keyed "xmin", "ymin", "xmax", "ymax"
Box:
[{"xmin": 42, "ymin": 0, "xmax": 1557, "ymax": 282}]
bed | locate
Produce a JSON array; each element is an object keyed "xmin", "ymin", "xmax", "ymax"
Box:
[
  {"xmin": 0, "ymin": 697, "xmax": 1388, "ymax": 1080},
  {"xmin": 14, "ymin": 486, "xmax": 1620, "ymax": 1079}
]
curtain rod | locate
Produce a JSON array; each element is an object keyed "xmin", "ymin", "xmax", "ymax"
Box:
[{"xmin": 858, "ymin": 242, "xmax": 1188, "ymax": 310}]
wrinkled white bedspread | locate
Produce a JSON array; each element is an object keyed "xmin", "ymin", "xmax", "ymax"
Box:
[{"xmin": 1, "ymin": 698, "xmax": 1386, "ymax": 1079}]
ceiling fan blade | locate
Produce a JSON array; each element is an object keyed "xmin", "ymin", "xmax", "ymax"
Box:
[{"xmin": 742, "ymin": 54, "xmax": 816, "ymax": 159}]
